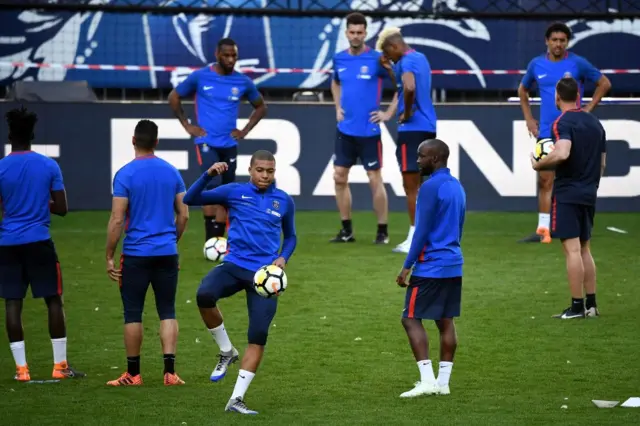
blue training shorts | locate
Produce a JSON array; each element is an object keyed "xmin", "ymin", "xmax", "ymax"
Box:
[
  {"xmin": 403, "ymin": 276, "xmax": 462, "ymax": 320},
  {"xmin": 195, "ymin": 144, "xmax": 237, "ymax": 190},
  {"xmin": 197, "ymin": 262, "xmax": 278, "ymax": 346},
  {"xmin": 333, "ymin": 129, "xmax": 382, "ymax": 171},
  {"xmin": 396, "ymin": 131, "xmax": 436, "ymax": 173},
  {"xmin": 551, "ymin": 199, "xmax": 595, "ymax": 242}
]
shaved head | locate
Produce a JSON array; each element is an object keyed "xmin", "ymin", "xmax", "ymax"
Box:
[{"xmin": 417, "ymin": 139, "xmax": 450, "ymax": 175}]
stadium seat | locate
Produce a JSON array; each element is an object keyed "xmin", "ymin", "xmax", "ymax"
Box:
[
  {"xmin": 292, "ymin": 91, "xmax": 323, "ymax": 102},
  {"xmin": 5, "ymin": 81, "xmax": 98, "ymax": 103}
]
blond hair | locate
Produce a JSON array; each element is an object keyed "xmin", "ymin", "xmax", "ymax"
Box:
[{"xmin": 375, "ymin": 27, "xmax": 402, "ymax": 51}]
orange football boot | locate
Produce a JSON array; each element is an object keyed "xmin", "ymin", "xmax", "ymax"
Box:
[
  {"xmin": 536, "ymin": 227, "xmax": 552, "ymax": 243},
  {"xmin": 14, "ymin": 365, "xmax": 30, "ymax": 382},
  {"xmin": 52, "ymin": 361, "xmax": 86, "ymax": 379},
  {"xmin": 164, "ymin": 372, "xmax": 185, "ymax": 386},
  {"xmin": 106, "ymin": 372, "xmax": 143, "ymax": 386}
]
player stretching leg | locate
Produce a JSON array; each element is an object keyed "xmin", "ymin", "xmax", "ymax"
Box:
[
  {"xmin": 396, "ymin": 139, "xmax": 466, "ymax": 397},
  {"xmin": 184, "ymin": 151, "xmax": 297, "ymax": 415},
  {"xmin": 105, "ymin": 120, "xmax": 189, "ymax": 386},
  {"xmin": 518, "ymin": 22, "xmax": 610, "ymax": 243},
  {"xmin": 378, "ymin": 28, "xmax": 438, "ymax": 254},
  {"xmin": 531, "ymin": 78, "xmax": 605, "ymax": 319},
  {"xmin": 169, "ymin": 38, "xmax": 268, "ymax": 242},
  {"xmin": 329, "ymin": 12, "xmax": 395, "ymax": 244},
  {"xmin": 0, "ymin": 107, "xmax": 84, "ymax": 381}
]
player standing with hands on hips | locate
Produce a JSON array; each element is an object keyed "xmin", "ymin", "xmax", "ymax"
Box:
[
  {"xmin": 169, "ymin": 38, "xmax": 267, "ymax": 243},
  {"xmin": 531, "ymin": 77, "xmax": 605, "ymax": 319},
  {"xmin": 377, "ymin": 28, "xmax": 438, "ymax": 254},
  {"xmin": 518, "ymin": 22, "xmax": 611, "ymax": 244},
  {"xmin": 184, "ymin": 150, "xmax": 297, "ymax": 415},
  {"xmin": 329, "ymin": 12, "xmax": 396, "ymax": 245},
  {"xmin": 396, "ymin": 139, "xmax": 466, "ymax": 398}
]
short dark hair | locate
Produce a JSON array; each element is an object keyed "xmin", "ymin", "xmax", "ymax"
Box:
[
  {"xmin": 545, "ymin": 22, "xmax": 571, "ymax": 40},
  {"xmin": 346, "ymin": 12, "xmax": 367, "ymax": 28},
  {"xmin": 556, "ymin": 77, "xmax": 579, "ymax": 103},
  {"xmin": 133, "ymin": 119, "xmax": 158, "ymax": 150},
  {"xmin": 6, "ymin": 106, "xmax": 37, "ymax": 147},
  {"xmin": 420, "ymin": 138, "xmax": 450, "ymax": 162},
  {"xmin": 250, "ymin": 149, "xmax": 275, "ymax": 166},
  {"xmin": 217, "ymin": 38, "xmax": 236, "ymax": 50}
]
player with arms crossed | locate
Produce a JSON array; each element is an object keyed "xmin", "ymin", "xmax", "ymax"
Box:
[
  {"xmin": 531, "ymin": 77, "xmax": 605, "ymax": 319},
  {"xmin": 330, "ymin": 12, "xmax": 396, "ymax": 244},
  {"xmin": 184, "ymin": 150, "xmax": 297, "ymax": 415},
  {"xmin": 169, "ymin": 38, "xmax": 268, "ymax": 242},
  {"xmin": 396, "ymin": 139, "xmax": 466, "ymax": 397},
  {"xmin": 105, "ymin": 120, "xmax": 190, "ymax": 386},
  {"xmin": 377, "ymin": 28, "xmax": 438, "ymax": 254},
  {"xmin": 518, "ymin": 22, "xmax": 611, "ymax": 244},
  {"xmin": 0, "ymin": 107, "xmax": 84, "ymax": 381}
]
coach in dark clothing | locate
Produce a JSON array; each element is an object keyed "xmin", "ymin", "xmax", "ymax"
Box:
[{"xmin": 531, "ymin": 77, "xmax": 606, "ymax": 320}]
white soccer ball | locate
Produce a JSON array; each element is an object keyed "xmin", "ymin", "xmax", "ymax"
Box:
[
  {"xmin": 253, "ymin": 265, "xmax": 287, "ymax": 298},
  {"xmin": 203, "ymin": 237, "xmax": 227, "ymax": 262},
  {"xmin": 534, "ymin": 138, "xmax": 555, "ymax": 161}
]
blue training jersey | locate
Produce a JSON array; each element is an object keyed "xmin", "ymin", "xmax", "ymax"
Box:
[
  {"xmin": 183, "ymin": 173, "xmax": 297, "ymax": 272},
  {"xmin": 175, "ymin": 65, "xmax": 261, "ymax": 149},
  {"xmin": 0, "ymin": 151, "xmax": 64, "ymax": 246},
  {"xmin": 395, "ymin": 50, "xmax": 437, "ymax": 133},
  {"xmin": 521, "ymin": 52, "xmax": 602, "ymax": 139},
  {"xmin": 113, "ymin": 155, "xmax": 186, "ymax": 257},
  {"xmin": 333, "ymin": 47, "xmax": 386, "ymax": 138},
  {"xmin": 403, "ymin": 168, "xmax": 466, "ymax": 278}
]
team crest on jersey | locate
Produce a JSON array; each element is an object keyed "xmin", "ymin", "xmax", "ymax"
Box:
[
  {"xmin": 272, "ymin": 200, "xmax": 280, "ymax": 210},
  {"xmin": 229, "ymin": 86, "xmax": 240, "ymax": 101},
  {"xmin": 563, "ymin": 71, "xmax": 573, "ymax": 78},
  {"xmin": 357, "ymin": 65, "xmax": 371, "ymax": 80}
]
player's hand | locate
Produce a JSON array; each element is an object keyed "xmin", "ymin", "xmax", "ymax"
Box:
[
  {"xmin": 398, "ymin": 111, "xmax": 412, "ymax": 124},
  {"xmin": 582, "ymin": 103, "xmax": 594, "ymax": 113},
  {"xmin": 184, "ymin": 123, "xmax": 206, "ymax": 138},
  {"xmin": 530, "ymin": 152, "xmax": 541, "ymax": 170},
  {"xmin": 336, "ymin": 108, "xmax": 345, "ymax": 122},
  {"xmin": 370, "ymin": 110, "xmax": 392, "ymax": 123},
  {"xmin": 396, "ymin": 268, "xmax": 411, "ymax": 287},
  {"xmin": 207, "ymin": 162, "xmax": 228, "ymax": 177},
  {"xmin": 231, "ymin": 128, "xmax": 246, "ymax": 140},
  {"xmin": 272, "ymin": 257, "xmax": 287, "ymax": 269},
  {"xmin": 526, "ymin": 118, "xmax": 539, "ymax": 138},
  {"xmin": 106, "ymin": 258, "xmax": 121, "ymax": 282},
  {"xmin": 379, "ymin": 55, "xmax": 393, "ymax": 71}
]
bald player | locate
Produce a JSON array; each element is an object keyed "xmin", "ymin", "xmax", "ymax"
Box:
[{"xmin": 396, "ymin": 139, "xmax": 466, "ymax": 398}]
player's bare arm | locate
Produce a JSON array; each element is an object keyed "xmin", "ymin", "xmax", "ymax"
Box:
[
  {"xmin": 583, "ymin": 75, "xmax": 612, "ymax": 113},
  {"xmin": 49, "ymin": 189, "xmax": 68, "ymax": 217},
  {"xmin": 233, "ymin": 96, "xmax": 268, "ymax": 140},
  {"xmin": 518, "ymin": 83, "xmax": 539, "ymax": 137},
  {"xmin": 330, "ymin": 79, "xmax": 344, "ymax": 122},
  {"xmin": 168, "ymin": 89, "xmax": 207, "ymax": 137},
  {"xmin": 379, "ymin": 54, "xmax": 397, "ymax": 87},
  {"xmin": 105, "ymin": 196, "xmax": 128, "ymax": 281},
  {"xmin": 399, "ymin": 71, "xmax": 416, "ymax": 123},
  {"xmin": 174, "ymin": 192, "xmax": 189, "ymax": 242},
  {"xmin": 371, "ymin": 92, "xmax": 398, "ymax": 123},
  {"xmin": 531, "ymin": 139, "xmax": 571, "ymax": 171}
]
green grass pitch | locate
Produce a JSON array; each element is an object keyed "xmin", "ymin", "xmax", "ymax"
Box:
[{"xmin": 1, "ymin": 211, "xmax": 639, "ymax": 425}]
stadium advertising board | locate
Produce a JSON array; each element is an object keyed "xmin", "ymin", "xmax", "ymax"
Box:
[
  {"xmin": 0, "ymin": 102, "xmax": 638, "ymax": 212},
  {"xmin": 1, "ymin": 6, "xmax": 639, "ymax": 91}
]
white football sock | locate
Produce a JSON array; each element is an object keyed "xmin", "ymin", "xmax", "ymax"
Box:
[
  {"xmin": 438, "ymin": 361, "xmax": 453, "ymax": 387},
  {"xmin": 538, "ymin": 213, "xmax": 550, "ymax": 229},
  {"xmin": 10, "ymin": 341, "xmax": 27, "ymax": 366},
  {"xmin": 51, "ymin": 337, "xmax": 67, "ymax": 364},
  {"xmin": 209, "ymin": 324, "xmax": 233, "ymax": 353},
  {"xmin": 408, "ymin": 226, "xmax": 415, "ymax": 240},
  {"xmin": 231, "ymin": 369, "xmax": 255, "ymax": 400},
  {"xmin": 417, "ymin": 360, "xmax": 436, "ymax": 384}
]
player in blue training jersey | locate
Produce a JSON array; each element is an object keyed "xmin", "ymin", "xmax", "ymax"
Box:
[
  {"xmin": 169, "ymin": 37, "xmax": 268, "ymax": 243},
  {"xmin": 330, "ymin": 12, "xmax": 396, "ymax": 245},
  {"xmin": 531, "ymin": 77, "xmax": 606, "ymax": 320},
  {"xmin": 0, "ymin": 107, "xmax": 84, "ymax": 382},
  {"xmin": 518, "ymin": 22, "xmax": 611, "ymax": 244},
  {"xmin": 105, "ymin": 120, "xmax": 190, "ymax": 386},
  {"xmin": 184, "ymin": 150, "xmax": 297, "ymax": 415},
  {"xmin": 378, "ymin": 29, "xmax": 438, "ymax": 254},
  {"xmin": 396, "ymin": 139, "xmax": 466, "ymax": 398}
]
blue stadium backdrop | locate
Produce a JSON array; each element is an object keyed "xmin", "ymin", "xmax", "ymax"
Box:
[{"xmin": 1, "ymin": 0, "xmax": 639, "ymax": 90}]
